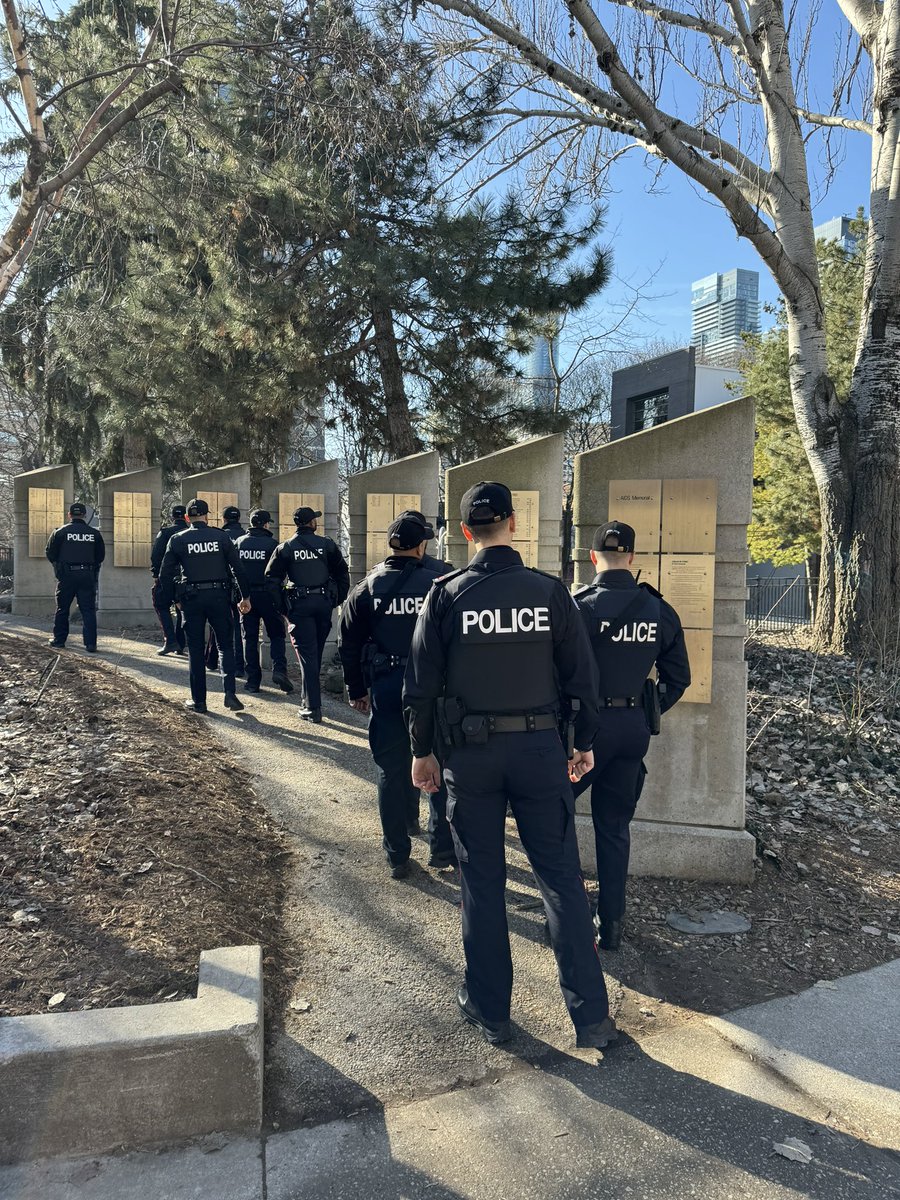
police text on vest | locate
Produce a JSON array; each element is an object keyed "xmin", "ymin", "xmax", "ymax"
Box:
[
  {"xmin": 462, "ymin": 607, "xmax": 550, "ymax": 635},
  {"xmin": 599, "ymin": 620, "xmax": 657, "ymax": 642}
]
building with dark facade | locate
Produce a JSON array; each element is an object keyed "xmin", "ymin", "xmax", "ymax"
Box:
[{"xmin": 610, "ymin": 346, "xmax": 741, "ymax": 440}]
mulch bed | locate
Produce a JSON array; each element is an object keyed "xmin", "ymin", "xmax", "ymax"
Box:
[{"xmin": 0, "ymin": 630, "xmax": 288, "ymax": 1017}]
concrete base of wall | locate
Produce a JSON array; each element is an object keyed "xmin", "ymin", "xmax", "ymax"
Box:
[
  {"xmin": 95, "ymin": 608, "xmax": 157, "ymax": 630},
  {"xmin": 11, "ymin": 596, "xmax": 56, "ymax": 620},
  {"xmin": 0, "ymin": 945, "xmax": 263, "ymax": 1165},
  {"xmin": 575, "ymin": 815, "xmax": 756, "ymax": 884}
]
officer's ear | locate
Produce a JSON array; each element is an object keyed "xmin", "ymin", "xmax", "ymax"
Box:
[
  {"xmin": 461, "ymin": 522, "xmax": 474, "ymax": 544},
  {"xmin": 627, "ymin": 550, "xmax": 635, "ymax": 566},
  {"xmin": 509, "ymin": 512, "xmax": 517, "ymax": 535},
  {"xmin": 590, "ymin": 549, "xmax": 598, "ymax": 568}
]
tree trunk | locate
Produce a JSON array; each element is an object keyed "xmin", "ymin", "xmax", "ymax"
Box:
[
  {"xmin": 123, "ymin": 430, "xmax": 149, "ymax": 472},
  {"xmin": 370, "ymin": 297, "xmax": 421, "ymax": 458}
]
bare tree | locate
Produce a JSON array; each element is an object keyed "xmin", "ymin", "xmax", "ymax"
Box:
[
  {"xmin": 421, "ymin": 0, "xmax": 899, "ymax": 654},
  {"xmin": 0, "ymin": 371, "xmax": 42, "ymax": 543}
]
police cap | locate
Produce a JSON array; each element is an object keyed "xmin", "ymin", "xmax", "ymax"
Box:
[
  {"xmin": 293, "ymin": 506, "xmax": 321, "ymax": 526},
  {"xmin": 388, "ymin": 515, "xmax": 433, "ymax": 551},
  {"xmin": 187, "ymin": 497, "xmax": 209, "ymax": 517},
  {"xmin": 460, "ymin": 481, "xmax": 513, "ymax": 526},
  {"xmin": 69, "ymin": 502, "xmax": 87, "ymax": 517},
  {"xmin": 171, "ymin": 504, "xmax": 187, "ymax": 520},
  {"xmin": 250, "ymin": 509, "xmax": 272, "ymax": 528},
  {"xmin": 222, "ymin": 505, "xmax": 241, "ymax": 522},
  {"xmin": 592, "ymin": 520, "xmax": 636, "ymax": 554}
]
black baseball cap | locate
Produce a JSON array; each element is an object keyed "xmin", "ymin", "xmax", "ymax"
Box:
[
  {"xmin": 293, "ymin": 506, "xmax": 321, "ymax": 525},
  {"xmin": 388, "ymin": 515, "xmax": 433, "ymax": 550},
  {"xmin": 69, "ymin": 502, "xmax": 86, "ymax": 517},
  {"xmin": 187, "ymin": 497, "xmax": 209, "ymax": 517},
  {"xmin": 223, "ymin": 505, "xmax": 241, "ymax": 522},
  {"xmin": 171, "ymin": 504, "xmax": 187, "ymax": 520},
  {"xmin": 592, "ymin": 520, "xmax": 636, "ymax": 554},
  {"xmin": 460, "ymin": 481, "xmax": 513, "ymax": 527},
  {"xmin": 250, "ymin": 509, "xmax": 272, "ymax": 527}
]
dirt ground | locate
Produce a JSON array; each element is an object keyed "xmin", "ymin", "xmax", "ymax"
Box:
[{"xmin": 0, "ymin": 630, "xmax": 288, "ymax": 1017}]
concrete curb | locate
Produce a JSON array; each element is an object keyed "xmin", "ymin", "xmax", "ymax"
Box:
[{"xmin": 0, "ymin": 945, "xmax": 263, "ymax": 1165}]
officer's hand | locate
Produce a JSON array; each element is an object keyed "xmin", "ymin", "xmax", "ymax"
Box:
[
  {"xmin": 568, "ymin": 749, "xmax": 594, "ymax": 782},
  {"xmin": 350, "ymin": 696, "xmax": 370, "ymax": 715},
  {"xmin": 412, "ymin": 754, "xmax": 442, "ymax": 794},
  {"xmin": 238, "ymin": 598, "xmax": 251, "ymax": 614}
]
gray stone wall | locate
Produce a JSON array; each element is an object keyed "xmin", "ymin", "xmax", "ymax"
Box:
[
  {"xmin": 12, "ymin": 465, "xmax": 74, "ymax": 618},
  {"xmin": 97, "ymin": 467, "xmax": 162, "ymax": 629},
  {"xmin": 260, "ymin": 460, "xmax": 340, "ymax": 545},
  {"xmin": 347, "ymin": 452, "xmax": 441, "ymax": 583},
  {"xmin": 180, "ymin": 464, "xmax": 251, "ymax": 526}
]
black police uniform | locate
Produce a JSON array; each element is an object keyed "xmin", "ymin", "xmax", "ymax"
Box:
[
  {"xmin": 158, "ymin": 523, "xmax": 250, "ymax": 708},
  {"xmin": 574, "ymin": 569, "xmax": 691, "ymax": 932},
  {"xmin": 206, "ymin": 515, "xmax": 247, "ymax": 674},
  {"xmin": 235, "ymin": 526, "xmax": 289, "ymax": 690},
  {"xmin": 46, "ymin": 515, "xmax": 105, "ymax": 649},
  {"xmin": 403, "ymin": 544, "xmax": 611, "ymax": 1034},
  {"xmin": 339, "ymin": 556, "xmax": 455, "ymax": 869},
  {"xmin": 266, "ymin": 525, "xmax": 349, "ymax": 716},
  {"xmin": 151, "ymin": 515, "xmax": 188, "ymax": 651}
]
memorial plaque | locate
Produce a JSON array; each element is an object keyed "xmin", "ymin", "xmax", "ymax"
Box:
[
  {"xmin": 660, "ymin": 554, "xmax": 715, "ymax": 629},
  {"xmin": 365, "ymin": 492, "xmax": 422, "ymax": 569},
  {"xmin": 197, "ymin": 490, "xmax": 238, "ymax": 525},
  {"xmin": 512, "ymin": 489, "xmax": 540, "ymax": 567},
  {"xmin": 631, "ymin": 553, "xmax": 660, "ymax": 591},
  {"xmin": 113, "ymin": 491, "xmax": 152, "ymax": 568},
  {"xmin": 278, "ymin": 492, "xmax": 325, "ymax": 542},
  {"xmin": 682, "ymin": 628, "xmax": 713, "ymax": 704},
  {"xmin": 661, "ymin": 479, "xmax": 717, "ymax": 553},
  {"xmin": 608, "ymin": 479, "xmax": 662, "ymax": 548},
  {"xmin": 28, "ymin": 487, "xmax": 66, "ymax": 557}
]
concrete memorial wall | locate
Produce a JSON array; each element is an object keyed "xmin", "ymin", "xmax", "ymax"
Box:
[
  {"xmin": 260, "ymin": 460, "xmax": 340, "ymax": 544},
  {"xmin": 97, "ymin": 468, "xmax": 162, "ymax": 628},
  {"xmin": 180, "ymin": 463, "xmax": 251, "ymax": 526},
  {"xmin": 12, "ymin": 465, "xmax": 74, "ymax": 617},
  {"xmin": 571, "ymin": 397, "xmax": 755, "ymax": 882},
  {"xmin": 347, "ymin": 451, "xmax": 441, "ymax": 583},
  {"xmin": 444, "ymin": 434, "xmax": 564, "ymax": 575}
]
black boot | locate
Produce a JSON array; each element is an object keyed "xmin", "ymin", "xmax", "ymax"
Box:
[
  {"xmin": 272, "ymin": 670, "xmax": 294, "ymax": 693},
  {"xmin": 457, "ymin": 986, "xmax": 511, "ymax": 1045},
  {"xmin": 598, "ymin": 917, "xmax": 623, "ymax": 952},
  {"xmin": 224, "ymin": 692, "xmax": 244, "ymax": 711},
  {"xmin": 157, "ymin": 643, "xmax": 178, "ymax": 656},
  {"xmin": 575, "ymin": 1017, "xmax": 618, "ymax": 1049},
  {"xmin": 184, "ymin": 700, "xmax": 208, "ymax": 714}
]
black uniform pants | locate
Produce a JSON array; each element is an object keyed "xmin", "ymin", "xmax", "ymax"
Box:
[
  {"xmin": 53, "ymin": 570, "xmax": 97, "ymax": 647},
  {"xmin": 573, "ymin": 708, "xmax": 652, "ymax": 924},
  {"xmin": 152, "ymin": 582, "xmax": 185, "ymax": 649},
  {"xmin": 205, "ymin": 601, "xmax": 244, "ymax": 673},
  {"xmin": 288, "ymin": 593, "xmax": 332, "ymax": 711},
  {"xmin": 368, "ymin": 669, "xmax": 453, "ymax": 866},
  {"xmin": 182, "ymin": 590, "xmax": 237, "ymax": 705},
  {"xmin": 242, "ymin": 590, "xmax": 288, "ymax": 688},
  {"xmin": 444, "ymin": 730, "xmax": 609, "ymax": 1029}
]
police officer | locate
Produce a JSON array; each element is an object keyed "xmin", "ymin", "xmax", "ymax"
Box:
[
  {"xmin": 206, "ymin": 504, "xmax": 246, "ymax": 676},
  {"xmin": 150, "ymin": 504, "xmax": 189, "ymax": 655},
  {"xmin": 339, "ymin": 514, "xmax": 455, "ymax": 878},
  {"xmin": 403, "ymin": 481, "xmax": 616, "ymax": 1050},
  {"xmin": 158, "ymin": 498, "xmax": 251, "ymax": 713},
  {"xmin": 45, "ymin": 502, "xmax": 105, "ymax": 652},
  {"xmin": 235, "ymin": 510, "xmax": 294, "ymax": 694},
  {"xmin": 265, "ymin": 506, "xmax": 349, "ymax": 723},
  {"xmin": 573, "ymin": 520, "xmax": 691, "ymax": 951}
]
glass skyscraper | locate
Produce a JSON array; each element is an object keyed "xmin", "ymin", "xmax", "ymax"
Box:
[
  {"xmin": 814, "ymin": 216, "xmax": 860, "ymax": 254},
  {"xmin": 690, "ymin": 268, "xmax": 760, "ymax": 363},
  {"xmin": 528, "ymin": 335, "xmax": 558, "ymax": 409}
]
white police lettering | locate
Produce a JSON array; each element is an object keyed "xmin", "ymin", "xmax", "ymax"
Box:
[
  {"xmin": 373, "ymin": 595, "xmax": 424, "ymax": 616},
  {"xmin": 241, "ymin": 548, "xmax": 269, "ymax": 560},
  {"xmin": 68, "ymin": 532, "xmax": 94, "ymax": 542},
  {"xmin": 598, "ymin": 619, "xmax": 658, "ymax": 643},
  {"xmin": 294, "ymin": 548, "xmax": 323, "ymax": 561},
  {"xmin": 461, "ymin": 607, "xmax": 551, "ymax": 635},
  {"xmin": 186, "ymin": 541, "xmax": 219, "ymax": 555}
]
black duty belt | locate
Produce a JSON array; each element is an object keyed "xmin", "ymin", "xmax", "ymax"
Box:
[
  {"xmin": 64, "ymin": 563, "xmax": 94, "ymax": 571},
  {"xmin": 481, "ymin": 713, "xmax": 558, "ymax": 733},
  {"xmin": 293, "ymin": 585, "xmax": 326, "ymax": 595},
  {"xmin": 602, "ymin": 697, "xmax": 637, "ymax": 707},
  {"xmin": 190, "ymin": 580, "xmax": 229, "ymax": 591}
]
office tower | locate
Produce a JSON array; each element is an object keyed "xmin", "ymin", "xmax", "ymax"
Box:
[
  {"xmin": 814, "ymin": 215, "xmax": 860, "ymax": 255},
  {"xmin": 690, "ymin": 268, "xmax": 760, "ymax": 363},
  {"xmin": 528, "ymin": 334, "xmax": 558, "ymax": 409}
]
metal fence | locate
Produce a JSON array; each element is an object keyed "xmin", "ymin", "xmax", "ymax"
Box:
[{"xmin": 746, "ymin": 575, "xmax": 815, "ymax": 631}]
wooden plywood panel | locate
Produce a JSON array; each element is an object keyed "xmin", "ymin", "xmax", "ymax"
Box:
[
  {"xmin": 132, "ymin": 492, "xmax": 152, "ymax": 518},
  {"xmin": 113, "ymin": 491, "xmax": 153, "ymax": 568},
  {"xmin": 198, "ymin": 491, "xmax": 238, "ymax": 523},
  {"xmin": 28, "ymin": 486, "xmax": 65, "ymax": 557},
  {"xmin": 661, "ymin": 479, "xmax": 717, "ymax": 554},
  {"xmin": 367, "ymin": 493, "xmax": 394, "ymax": 532},
  {"xmin": 114, "ymin": 542, "xmax": 133, "ymax": 568},
  {"xmin": 131, "ymin": 542, "xmax": 151, "ymax": 569},
  {"xmin": 631, "ymin": 553, "xmax": 660, "ymax": 591},
  {"xmin": 133, "ymin": 516, "xmax": 152, "ymax": 545},
  {"xmin": 279, "ymin": 492, "xmax": 325, "ymax": 542},
  {"xmin": 661, "ymin": 554, "xmax": 715, "ymax": 629},
  {"xmin": 608, "ymin": 480, "xmax": 662, "ymax": 550},
  {"xmin": 681, "ymin": 628, "xmax": 713, "ymax": 704},
  {"xmin": 113, "ymin": 491, "xmax": 132, "ymax": 517}
]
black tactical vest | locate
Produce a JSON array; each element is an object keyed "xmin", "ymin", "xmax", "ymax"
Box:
[
  {"xmin": 283, "ymin": 531, "xmax": 331, "ymax": 588},
  {"xmin": 576, "ymin": 582, "xmax": 661, "ymax": 698},
  {"xmin": 222, "ymin": 521, "xmax": 245, "ymax": 542},
  {"xmin": 445, "ymin": 566, "xmax": 559, "ymax": 714},
  {"xmin": 174, "ymin": 526, "xmax": 233, "ymax": 585},
  {"xmin": 369, "ymin": 562, "xmax": 437, "ymax": 656},
  {"xmin": 58, "ymin": 521, "xmax": 97, "ymax": 565},
  {"xmin": 236, "ymin": 531, "xmax": 275, "ymax": 587}
]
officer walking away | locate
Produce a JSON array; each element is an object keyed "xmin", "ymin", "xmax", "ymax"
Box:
[
  {"xmin": 235, "ymin": 510, "xmax": 294, "ymax": 694},
  {"xmin": 206, "ymin": 504, "xmax": 246, "ymax": 676},
  {"xmin": 265, "ymin": 506, "xmax": 349, "ymax": 723},
  {"xmin": 158, "ymin": 498, "xmax": 251, "ymax": 714},
  {"xmin": 339, "ymin": 513, "xmax": 456, "ymax": 879},
  {"xmin": 151, "ymin": 504, "xmax": 189, "ymax": 655},
  {"xmin": 573, "ymin": 520, "xmax": 691, "ymax": 951},
  {"xmin": 46, "ymin": 502, "xmax": 105, "ymax": 652},
  {"xmin": 403, "ymin": 482, "xmax": 616, "ymax": 1050}
]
